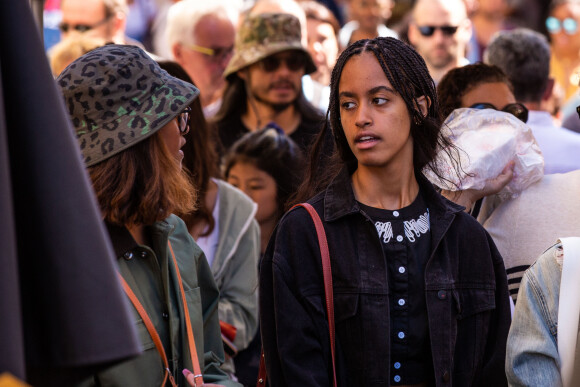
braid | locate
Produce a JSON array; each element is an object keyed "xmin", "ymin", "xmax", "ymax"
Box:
[{"xmin": 292, "ymin": 37, "xmax": 461, "ymax": 204}]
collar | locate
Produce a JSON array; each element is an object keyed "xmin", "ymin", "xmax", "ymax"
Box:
[
  {"xmin": 526, "ymin": 110, "xmax": 555, "ymax": 128},
  {"xmin": 105, "ymin": 219, "xmax": 175, "ymax": 259},
  {"xmin": 322, "ymin": 167, "xmax": 465, "ymax": 222}
]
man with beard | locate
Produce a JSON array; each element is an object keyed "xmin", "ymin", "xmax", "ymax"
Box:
[
  {"xmin": 407, "ymin": 0, "xmax": 472, "ymax": 84},
  {"xmin": 212, "ymin": 12, "xmax": 324, "ymax": 155}
]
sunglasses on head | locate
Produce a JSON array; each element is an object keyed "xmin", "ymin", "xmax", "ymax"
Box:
[
  {"xmin": 187, "ymin": 43, "xmax": 234, "ymax": 63},
  {"xmin": 417, "ymin": 25, "xmax": 459, "ymax": 37},
  {"xmin": 258, "ymin": 53, "xmax": 307, "ymax": 73},
  {"xmin": 546, "ymin": 16, "xmax": 578, "ymax": 35},
  {"xmin": 470, "ymin": 102, "xmax": 529, "ymax": 123},
  {"xmin": 58, "ymin": 15, "xmax": 112, "ymax": 33}
]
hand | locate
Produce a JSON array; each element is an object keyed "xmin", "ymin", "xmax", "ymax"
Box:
[
  {"xmin": 441, "ymin": 161, "xmax": 515, "ymax": 212},
  {"xmin": 183, "ymin": 368, "xmax": 223, "ymax": 387}
]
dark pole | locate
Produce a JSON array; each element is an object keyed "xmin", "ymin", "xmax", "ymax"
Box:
[{"xmin": 29, "ymin": 0, "xmax": 46, "ymax": 42}]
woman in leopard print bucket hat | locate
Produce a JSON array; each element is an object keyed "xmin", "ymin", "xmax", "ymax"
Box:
[{"xmin": 57, "ymin": 44, "xmax": 240, "ymax": 387}]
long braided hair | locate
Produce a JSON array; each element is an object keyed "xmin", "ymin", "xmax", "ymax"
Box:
[{"xmin": 293, "ymin": 37, "xmax": 460, "ymax": 203}]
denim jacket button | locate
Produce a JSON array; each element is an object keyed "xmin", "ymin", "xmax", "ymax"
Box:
[
  {"xmin": 438, "ymin": 290, "xmax": 447, "ymax": 300},
  {"xmin": 442, "ymin": 370, "xmax": 450, "ymax": 382},
  {"xmin": 123, "ymin": 251, "xmax": 133, "ymax": 260}
]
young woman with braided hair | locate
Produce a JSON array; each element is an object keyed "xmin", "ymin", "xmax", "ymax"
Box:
[{"xmin": 259, "ymin": 37, "xmax": 511, "ymax": 386}]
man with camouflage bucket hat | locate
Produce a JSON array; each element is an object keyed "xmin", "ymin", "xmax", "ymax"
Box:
[
  {"xmin": 211, "ymin": 12, "xmax": 324, "ymax": 155},
  {"xmin": 57, "ymin": 44, "xmax": 241, "ymax": 387}
]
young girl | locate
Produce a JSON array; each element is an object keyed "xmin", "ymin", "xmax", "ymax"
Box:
[
  {"xmin": 259, "ymin": 37, "xmax": 511, "ymax": 386},
  {"xmin": 224, "ymin": 126, "xmax": 305, "ymax": 255}
]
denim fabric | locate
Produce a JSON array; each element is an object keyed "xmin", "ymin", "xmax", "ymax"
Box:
[
  {"xmin": 506, "ymin": 244, "xmax": 563, "ymax": 387},
  {"xmin": 260, "ymin": 168, "xmax": 511, "ymax": 387}
]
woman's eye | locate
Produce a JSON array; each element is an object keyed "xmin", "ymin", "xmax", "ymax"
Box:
[
  {"xmin": 340, "ymin": 101, "xmax": 356, "ymax": 110},
  {"xmin": 249, "ymin": 185, "xmax": 264, "ymax": 191},
  {"xmin": 373, "ymin": 97, "xmax": 387, "ymax": 105}
]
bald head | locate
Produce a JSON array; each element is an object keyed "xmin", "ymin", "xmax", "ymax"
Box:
[{"xmin": 408, "ymin": 0, "xmax": 472, "ymax": 83}]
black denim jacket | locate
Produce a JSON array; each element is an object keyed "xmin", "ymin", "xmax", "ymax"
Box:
[{"xmin": 259, "ymin": 168, "xmax": 510, "ymax": 386}]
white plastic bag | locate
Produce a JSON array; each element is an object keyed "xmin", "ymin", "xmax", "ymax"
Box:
[{"xmin": 424, "ymin": 108, "xmax": 544, "ymax": 199}]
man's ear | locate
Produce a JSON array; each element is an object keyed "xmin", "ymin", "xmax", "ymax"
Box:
[
  {"xmin": 415, "ymin": 95, "xmax": 430, "ymax": 117},
  {"xmin": 407, "ymin": 23, "xmax": 418, "ymax": 46},
  {"xmin": 542, "ymin": 78, "xmax": 555, "ymax": 102},
  {"xmin": 237, "ymin": 69, "xmax": 248, "ymax": 81},
  {"xmin": 172, "ymin": 43, "xmax": 183, "ymax": 62}
]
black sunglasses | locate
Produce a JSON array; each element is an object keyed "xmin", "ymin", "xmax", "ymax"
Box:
[
  {"xmin": 259, "ymin": 53, "xmax": 307, "ymax": 73},
  {"xmin": 417, "ymin": 25, "xmax": 459, "ymax": 37},
  {"xmin": 470, "ymin": 102, "xmax": 529, "ymax": 123},
  {"xmin": 58, "ymin": 15, "xmax": 112, "ymax": 33}
]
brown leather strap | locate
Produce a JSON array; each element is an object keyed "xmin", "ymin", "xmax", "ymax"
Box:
[
  {"xmin": 118, "ymin": 274, "xmax": 177, "ymax": 387},
  {"xmin": 168, "ymin": 241, "xmax": 204, "ymax": 387},
  {"xmin": 257, "ymin": 203, "xmax": 337, "ymax": 387},
  {"xmin": 297, "ymin": 203, "xmax": 337, "ymax": 387},
  {"xmin": 256, "ymin": 351, "xmax": 267, "ymax": 386}
]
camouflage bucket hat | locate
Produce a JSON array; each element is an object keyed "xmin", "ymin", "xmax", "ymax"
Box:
[
  {"xmin": 57, "ymin": 44, "xmax": 199, "ymax": 167},
  {"xmin": 223, "ymin": 13, "xmax": 316, "ymax": 79}
]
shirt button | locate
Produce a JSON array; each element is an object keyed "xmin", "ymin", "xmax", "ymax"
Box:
[
  {"xmin": 398, "ymin": 298, "xmax": 405, "ymax": 306},
  {"xmin": 398, "ymin": 331, "xmax": 405, "ymax": 339},
  {"xmin": 162, "ymin": 312, "xmax": 169, "ymax": 320},
  {"xmin": 140, "ymin": 251, "xmax": 147, "ymax": 258},
  {"xmin": 394, "ymin": 362, "xmax": 401, "ymax": 369},
  {"xmin": 394, "ymin": 375, "xmax": 401, "ymax": 382},
  {"xmin": 123, "ymin": 251, "xmax": 133, "ymax": 260},
  {"xmin": 398, "ymin": 266, "xmax": 406, "ymax": 274},
  {"xmin": 396, "ymin": 235, "xmax": 403, "ymax": 242},
  {"xmin": 393, "ymin": 211, "xmax": 399, "ymax": 217},
  {"xmin": 438, "ymin": 290, "xmax": 447, "ymax": 300}
]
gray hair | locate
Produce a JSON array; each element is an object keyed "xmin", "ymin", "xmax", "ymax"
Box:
[
  {"xmin": 166, "ymin": 0, "xmax": 241, "ymax": 51},
  {"xmin": 484, "ymin": 28, "xmax": 551, "ymax": 103}
]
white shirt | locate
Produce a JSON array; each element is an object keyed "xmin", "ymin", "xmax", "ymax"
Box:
[
  {"xmin": 195, "ymin": 181, "xmax": 221, "ymax": 267},
  {"xmin": 526, "ymin": 110, "xmax": 580, "ymax": 174}
]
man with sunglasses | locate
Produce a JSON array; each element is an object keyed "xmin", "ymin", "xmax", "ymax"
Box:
[
  {"xmin": 167, "ymin": 0, "xmax": 239, "ymax": 118},
  {"xmin": 407, "ymin": 0, "xmax": 472, "ymax": 84},
  {"xmin": 212, "ymin": 12, "xmax": 324, "ymax": 155},
  {"xmin": 486, "ymin": 28, "xmax": 580, "ymax": 175},
  {"xmin": 59, "ymin": 0, "xmax": 128, "ymax": 44}
]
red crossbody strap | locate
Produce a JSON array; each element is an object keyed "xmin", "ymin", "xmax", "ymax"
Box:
[
  {"xmin": 168, "ymin": 241, "xmax": 204, "ymax": 387},
  {"xmin": 118, "ymin": 274, "xmax": 177, "ymax": 387},
  {"xmin": 295, "ymin": 203, "xmax": 337, "ymax": 387},
  {"xmin": 257, "ymin": 204, "xmax": 338, "ymax": 387}
]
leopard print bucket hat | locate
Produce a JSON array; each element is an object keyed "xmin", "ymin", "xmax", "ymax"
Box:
[{"xmin": 57, "ymin": 44, "xmax": 199, "ymax": 167}]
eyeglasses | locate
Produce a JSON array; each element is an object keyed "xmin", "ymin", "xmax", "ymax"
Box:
[
  {"xmin": 469, "ymin": 102, "xmax": 529, "ymax": 123},
  {"xmin": 258, "ymin": 53, "xmax": 307, "ymax": 73},
  {"xmin": 177, "ymin": 107, "xmax": 191, "ymax": 135},
  {"xmin": 58, "ymin": 15, "xmax": 112, "ymax": 33},
  {"xmin": 546, "ymin": 16, "xmax": 578, "ymax": 35},
  {"xmin": 187, "ymin": 44, "xmax": 234, "ymax": 62},
  {"xmin": 417, "ymin": 25, "xmax": 459, "ymax": 37}
]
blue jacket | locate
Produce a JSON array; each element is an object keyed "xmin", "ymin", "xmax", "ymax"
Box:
[{"xmin": 260, "ymin": 168, "xmax": 511, "ymax": 386}]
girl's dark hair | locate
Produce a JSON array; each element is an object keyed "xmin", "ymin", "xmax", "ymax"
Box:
[
  {"xmin": 437, "ymin": 63, "xmax": 514, "ymax": 119},
  {"xmin": 294, "ymin": 37, "xmax": 459, "ymax": 203},
  {"xmin": 223, "ymin": 126, "xmax": 305, "ymax": 217},
  {"xmin": 158, "ymin": 60, "xmax": 222, "ymax": 236}
]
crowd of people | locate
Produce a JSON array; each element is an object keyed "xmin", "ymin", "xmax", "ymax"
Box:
[{"xmin": 35, "ymin": 0, "xmax": 580, "ymax": 385}]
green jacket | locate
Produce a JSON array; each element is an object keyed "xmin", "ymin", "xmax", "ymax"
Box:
[{"xmin": 77, "ymin": 215, "xmax": 241, "ymax": 387}]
